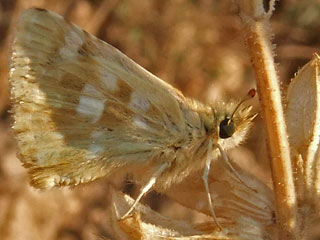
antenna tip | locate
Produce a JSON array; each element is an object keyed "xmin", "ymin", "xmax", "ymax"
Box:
[{"xmin": 248, "ymin": 89, "xmax": 256, "ymax": 98}]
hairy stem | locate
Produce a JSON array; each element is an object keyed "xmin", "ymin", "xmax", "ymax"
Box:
[{"xmin": 238, "ymin": 1, "xmax": 297, "ymax": 239}]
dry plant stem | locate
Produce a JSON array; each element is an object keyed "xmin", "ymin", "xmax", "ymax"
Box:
[{"xmin": 243, "ymin": 18, "xmax": 297, "ymax": 240}]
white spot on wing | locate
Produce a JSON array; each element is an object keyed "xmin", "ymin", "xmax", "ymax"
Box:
[
  {"xmin": 52, "ymin": 132, "xmax": 64, "ymax": 140},
  {"xmin": 81, "ymin": 84, "xmax": 105, "ymax": 98},
  {"xmin": 88, "ymin": 144, "xmax": 104, "ymax": 154},
  {"xmin": 129, "ymin": 92, "xmax": 150, "ymax": 112},
  {"xmin": 100, "ymin": 70, "xmax": 117, "ymax": 92},
  {"xmin": 77, "ymin": 98, "xmax": 104, "ymax": 123},
  {"xmin": 77, "ymin": 84, "xmax": 105, "ymax": 123},
  {"xmin": 87, "ymin": 130, "xmax": 105, "ymax": 156},
  {"xmin": 59, "ymin": 29, "xmax": 84, "ymax": 59},
  {"xmin": 134, "ymin": 116, "xmax": 149, "ymax": 130}
]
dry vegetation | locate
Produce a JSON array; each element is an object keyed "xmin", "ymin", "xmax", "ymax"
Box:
[{"xmin": 0, "ymin": 0, "xmax": 320, "ymax": 239}]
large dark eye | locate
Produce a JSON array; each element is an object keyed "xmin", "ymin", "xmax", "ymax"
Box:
[{"xmin": 219, "ymin": 118, "xmax": 235, "ymax": 139}]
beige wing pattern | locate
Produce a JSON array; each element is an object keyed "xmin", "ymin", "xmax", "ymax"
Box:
[{"xmin": 10, "ymin": 8, "xmax": 201, "ymax": 189}]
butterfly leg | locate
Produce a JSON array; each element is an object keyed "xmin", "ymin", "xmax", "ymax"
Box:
[
  {"xmin": 217, "ymin": 144, "xmax": 256, "ymax": 192},
  {"xmin": 121, "ymin": 161, "xmax": 169, "ymax": 219},
  {"xmin": 203, "ymin": 139, "xmax": 222, "ymax": 230}
]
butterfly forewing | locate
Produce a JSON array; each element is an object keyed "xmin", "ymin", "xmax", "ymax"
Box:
[{"xmin": 10, "ymin": 8, "xmax": 203, "ymax": 188}]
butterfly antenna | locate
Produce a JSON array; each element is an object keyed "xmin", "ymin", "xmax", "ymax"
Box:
[{"xmin": 228, "ymin": 88, "xmax": 256, "ymax": 125}]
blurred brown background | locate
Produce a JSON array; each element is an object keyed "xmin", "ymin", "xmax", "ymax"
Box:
[{"xmin": 0, "ymin": 0, "xmax": 319, "ymax": 239}]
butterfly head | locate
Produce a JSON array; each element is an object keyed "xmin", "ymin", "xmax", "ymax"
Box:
[{"xmin": 205, "ymin": 89, "xmax": 257, "ymax": 150}]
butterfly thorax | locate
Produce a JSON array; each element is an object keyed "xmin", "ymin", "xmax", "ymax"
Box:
[{"xmin": 152, "ymin": 99, "xmax": 255, "ymax": 190}]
